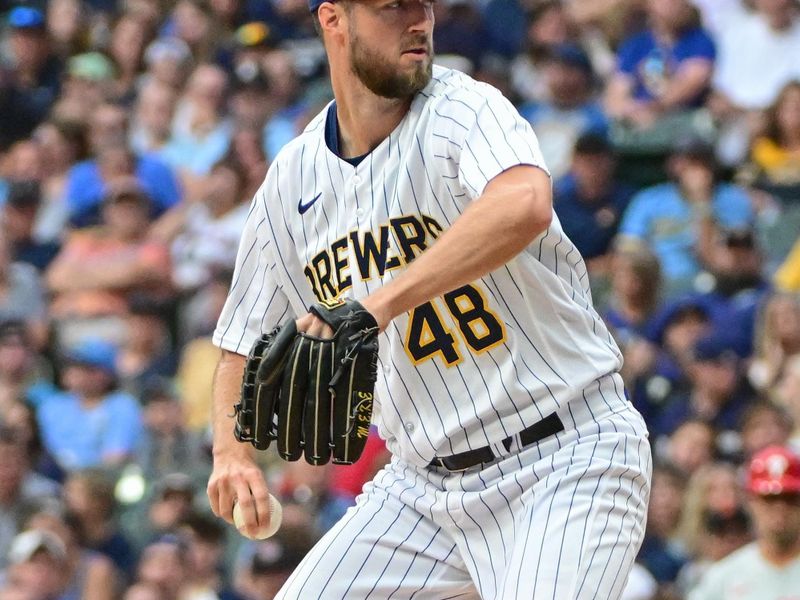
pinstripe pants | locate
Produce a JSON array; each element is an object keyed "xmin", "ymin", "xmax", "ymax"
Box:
[{"xmin": 276, "ymin": 374, "xmax": 652, "ymax": 600}]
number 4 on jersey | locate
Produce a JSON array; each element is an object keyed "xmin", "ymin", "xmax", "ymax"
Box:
[{"xmin": 405, "ymin": 284, "xmax": 506, "ymax": 366}]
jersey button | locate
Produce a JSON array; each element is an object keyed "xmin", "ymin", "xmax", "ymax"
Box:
[
  {"xmin": 351, "ymin": 175, "xmax": 361, "ymax": 185},
  {"xmin": 404, "ymin": 422, "xmax": 415, "ymax": 433},
  {"xmin": 356, "ymin": 208, "xmax": 365, "ymax": 218},
  {"xmin": 383, "ymin": 364, "xmax": 391, "ymax": 375}
]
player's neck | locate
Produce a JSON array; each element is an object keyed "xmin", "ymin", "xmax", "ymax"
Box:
[{"xmin": 332, "ymin": 76, "xmax": 412, "ymax": 158}]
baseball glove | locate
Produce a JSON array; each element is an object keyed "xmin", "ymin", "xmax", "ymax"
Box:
[{"xmin": 234, "ymin": 298, "xmax": 380, "ymax": 465}]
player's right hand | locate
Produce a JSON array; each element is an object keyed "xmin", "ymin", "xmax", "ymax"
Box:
[{"xmin": 207, "ymin": 450, "xmax": 271, "ymax": 540}]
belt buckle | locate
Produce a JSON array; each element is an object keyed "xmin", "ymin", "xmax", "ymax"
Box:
[{"xmin": 431, "ymin": 457, "xmax": 474, "ymax": 472}]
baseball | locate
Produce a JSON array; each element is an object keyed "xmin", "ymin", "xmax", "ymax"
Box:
[{"xmin": 233, "ymin": 493, "xmax": 283, "ymax": 539}]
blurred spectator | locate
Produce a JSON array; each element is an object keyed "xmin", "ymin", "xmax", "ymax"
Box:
[
  {"xmin": 25, "ymin": 509, "xmax": 118, "ymax": 600},
  {"xmin": 638, "ymin": 462, "xmax": 689, "ymax": 585},
  {"xmin": 711, "ymin": 0, "xmax": 800, "ymax": 116},
  {"xmin": 433, "ymin": 0, "xmax": 489, "ymax": 75},
  {"xmin": 64, "ymin": 102, "xmax": 182, "ymax": 228},
  {"xmin": 153, "ymin": 158, "xmax": 249, "ymax": 294},
  {"xmin": 107, "ymin": 12, "xmax": 151, "ymax": 104},
  {"xmin": 229, "ymin": 58, "xmax": 273, "ymax": 131},
  {"xmin": 123, "ymin": 582, "xmax": 162, "ymax": 600},
  {"xmin": 748, "ymin": 291, "xmax": 800, "ymax": 393},
  {"xmin": 676, "ymin": 461, "xmax": 750, "ymax": 566},
  {"xmin": 117, "ymin": 297, "xmax": 178, "ymax": 396},
  {"xmin": 261, "ymin": 49, "xmax": 307, "ymax": 162},
  {"xmin": 693, "ymin": 227, "xmax": 770, "ymax": 358},
  {"xmin": 135, "ymin": 378, "xmax": 206, "ymax": 483},
  {"xmin": 604, "ymin": 245, "xmax": 662, "ymax": 353},
  {"xmin": 654, "ymin": 335, "xmax": 754, "ymax": 449},
  {"xmin": 133, "ymin": 534, "xmax": 188, "ymax": 600},
  {"xmin": 36, "ymin": 338, "xmax": 143, "ymax": 471},
  {"xmin": 605, "ymin": 0, "xmax": 716, "ymax": 155},
  {"xmin": 328, "ymin": 427, "xmax": 390, "ymax": 501},
  {"xmin": 509, "ymin": 0, "xmax": 578, "ymax": 105},
  {"xmin": 54, "ymin": 51, "xmax": 118, "ymax": 124},
  {"xmin": 162, "ymin": 63, "xmax": 233, "ymax": 195},
  {"xmin": 0, "ymin": 528, "xmax": 70, "ymax": 599},
  {"xmin": 0, "ymin": 6, "xmax": 64, "ymax": 148},
  {"xmin": 660, "ymin": 418, "xmax": 716, "ymax": 476},
  {"xmin": 628, "ymin": 297, "xmax": 712, "ymax": 425},
  {"xmin": 0, "ymin": 320, "xmax": 55, "ymax": 413},
  {"xmin": 233, "ymin": 520, "xmax": 317, "ymax": 600},
  {"xmin": 775, "ymin": 236, "xmax": 800, "ymax": 293},
  {"xmin": 520, "ymin": 44, "xmax": 608, "ymax": 179},
  {"xmin": 555, "ymin": 133, "xmax": 636, "ymax": 278},
  {"xmin": 168, "ymin": 0, "xmax": 220, "ymax": 63},
  {"xmin": 773, "ymin": 359, "xmax": 800, "ymax": 454},
  {"xmin": 142, "ymin": 36, "xmax": 193, "ymax": 90},
  {"xmin": 135, "ymin": 473, "xmax": 197, "ymax": 548},
  {"xmin": 46, "ymin": 179, "xmax": 172, "ymax": 348},
  {"xmin": 63, "ymin": 468, "xmax": 136, "ymax": 578},
  {"xmin": 131, "ymin": 80, "xmax": 180, "ymax": 156},
  {"xmin": 689, "ymin": 445, "xmax": 800, "ymax": 599},
  {"xmin": 1, "ymin": 179, "xmax": 61, "ymax": 272},
  {"xmin": 179, "ymin": 512, "xmax": 247, "ymax": 600},
  {"xmin": 30, "ymin": 119, "xmax": 88, "ymax": 245},
  {"xmin": 228, "ymin": 128, "xmax": 268, "ymax": 200},
  {"xmin": 0, "ymin": 221, "xmax": 48, "ymax": 347},
  {"xmin": 616, "ymin": 138, "xmax": 754, "ymax": 296},
  {"xmin": 0, "ymin": 428, "xmax": 60, "ymax": 570},
  {"xmin": 46, "ymin": 0, "xmax": 91, "ymax": 60},
  {"xmin": 740, "ymin": 80, "xmax": 800, "ymax": 205},
  {"xmin": 675, "ymin": 505, "xmax": 751, "ymax": 596},
  {"xmin": 739, "ymin": 402, "xmax": 794, "ymax": 460}
]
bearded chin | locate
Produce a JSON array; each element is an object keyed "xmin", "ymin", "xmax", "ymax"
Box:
[{"xmin": 350, "ymin": 40, "xmax": 433, "ymax": 99}]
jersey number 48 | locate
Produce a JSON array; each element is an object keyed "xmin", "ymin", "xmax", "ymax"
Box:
[{"xmin": 404, "ymin": 283, "xmax": 506, "ymax": 366}]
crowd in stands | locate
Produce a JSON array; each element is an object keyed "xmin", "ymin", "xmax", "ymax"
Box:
[{"xmin": 1, "ymin": 0, "xmax": 800, "ymax": 598}]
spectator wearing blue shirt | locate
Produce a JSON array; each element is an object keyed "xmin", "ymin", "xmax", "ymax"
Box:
[
  {"xmin": 36, "ymin": 339, "xmax": 143, "ymax": 472},
  {"xmin": 65, "ymin": 103, "xmax": 181, "ymax": 228},
  {"xmin": 605, "ymin": 0, "xmax": 716, "ymax": 155},
  {"xmin": 617, "ymin": 138, "xmax": 754, "ymax": 297},
  {"xmin": 554, "ymin": 133, "xmax": 635, "ymax": 270},
  {"xmin": 519, "ymin": 44, "xmax": 608, "ymax": 179}
]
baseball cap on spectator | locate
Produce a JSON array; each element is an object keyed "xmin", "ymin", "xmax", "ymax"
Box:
[
  {"xmin": 154, "ymin": 472, "xmax": 195, "ymax": 500},
  {"xmin": 574, "ymin": 132, "xmax": 612, "ymax": 156},
  {"xmin": 672, "ymin": 135, "xmax": 716, "ymax": 166},
  {"xmin": 7, "ymin": 6, "xmax": 45, "ymax": 30},
  {"xmin": 692, "ymin": 335, "xmax": 739, "ymax": 363},
  {"xmin": 63, "ymin": 338, "xmax": 118, "ymax": 376},
  {"xmin": 8, "ymin": 529, "xmax": 67, "ymax": 565},
  {"xmin": 746, "ymin": 445, "xmax": 800, "ymax": 496},
  {"xmin": 645, "ymin": 297, "xmax": 710, "ymax": 345},
  {"xmin": 144, "ymin": 37, "xmax": 192, "ymax": 68},
  {"xmin": 546, "ymin": 43, "xmax": 593, "ymax": 75},
  {"xmin": 235, "ymin": 22, "xmax": 276, "ymax": 49},
  {"xmin": 68, "ymin": 52, "xmax": 116, "ymax": 82}
]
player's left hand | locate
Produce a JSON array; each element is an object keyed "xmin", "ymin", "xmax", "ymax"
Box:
[{"xmin": 296, "ymin": 295, "xmax": 392, "ymax": 335}]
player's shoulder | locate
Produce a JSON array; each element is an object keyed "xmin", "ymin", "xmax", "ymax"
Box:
[{"xmin": 421, "ymin": 65, "xmax": 511, "ymax": 116}]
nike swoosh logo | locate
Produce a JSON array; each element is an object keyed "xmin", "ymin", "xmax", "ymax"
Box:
[{"xmin": 298, "ymin": 193, "xmax": 322, "ymax": 214}]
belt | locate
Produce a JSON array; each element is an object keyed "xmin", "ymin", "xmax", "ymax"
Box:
[{"xmin": 428, "ymin": 412, "xmax": 565, "ymax": 472}]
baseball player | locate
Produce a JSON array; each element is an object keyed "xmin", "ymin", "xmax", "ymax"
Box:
[{"xmin": 207, "ymin": 1, "xmax": 652, "ymax": 598}]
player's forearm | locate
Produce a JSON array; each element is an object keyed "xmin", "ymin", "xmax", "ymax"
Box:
[
  {"xmin": 211, "ymin": 350, "xmax": 254, "ymax": 459},
  {"xmin": 364, "ymin": 166, "xmax": 552, "ymax": 327}
]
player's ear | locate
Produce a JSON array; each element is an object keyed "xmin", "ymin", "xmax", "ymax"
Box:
[{"xmin": 317, "ymin": 2, "xmax": 347, "ymax": 40}]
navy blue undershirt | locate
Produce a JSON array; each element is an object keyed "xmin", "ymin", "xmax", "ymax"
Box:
[{"xmin": 325, "ymin": 102, "xmax": 369, "ymax": 167}]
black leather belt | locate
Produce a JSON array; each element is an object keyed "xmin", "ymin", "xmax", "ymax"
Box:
[{"xmin": 429, "ymin": 412, "xmax": 565, "ymax": 472}]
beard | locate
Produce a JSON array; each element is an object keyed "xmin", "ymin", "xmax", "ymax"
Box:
[{"xmin": 349, "ymin": 27, "xmax": 433, "ymax": 99}]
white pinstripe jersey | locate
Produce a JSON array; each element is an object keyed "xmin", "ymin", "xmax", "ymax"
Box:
[{"xmin": 214, "ymin": 66, "xmax": 623, "ymax": 468}]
